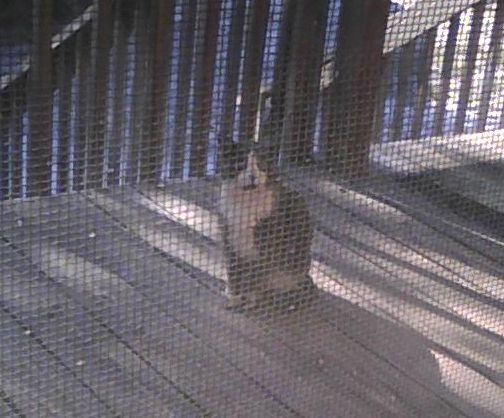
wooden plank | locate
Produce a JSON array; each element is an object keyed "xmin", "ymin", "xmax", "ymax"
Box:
[
  {"xmin": 455, "ymin": 3, "xmax": 485, "ymax": 134},
  {"xmin": 132, "ymin": 184, "xmax": 476, "ymax": 417},
  {"xmin": 311, "ymin": 260, "xmax": 501, "ymax": 418},
  {"xmin": 370, "ymin": 129, "xmax": 504, "ymax": 174},
  {"xmin": 142, "ymin": 0, "xmax": 176, "ymax": 182},
  {"xmin": 189, "ymin": 0, "xmax": 221, "ymax": 177},
  {"xmin": 73, "ymin": 25, "xmax": 92, "ymax": 191},
  {"xmin": 87, "ymin": 188, "xmax": 228, "ymax": 281},
  {"xmin": 281, "ymin": 0, "xmax": 329, "ymax": 164},
  {"xmin": 107, "ymin": 0, "xmax": 133, "ymax": 186},
  {"xmin": 384, "ymin": 0, "xmax": 481, "ymax": 54},
  {"xmin": 217, "ymin": 0, "xmax": 247, "ymax": 169},
  {"xmin": 0, "ymin": 235, "xmax": 197, "ymax": 418},
  {"xmin": 1, "ymin": 94, "xmax": 11, "ymax": 198},
  {"xmin": 367, "ymin": 175, "xmax": 504, "ymax": 286},
  {"xmin": 238, "ymin": 0, "xmax": 270, "ymax": 143},
  {"xmin": 3, "ymin": 197, "xmax": 297, "ymax": 417},
  {"xmin": 129, "ymin": 1, "xmax": 154, "ymax": 183},
  {"xmin": 87, "ymin": 0, "xmax": 113, "ymax": 188},
  {"xmin": 411, "ymin": 29, "xmax": 436, "ymax": 139},
  {"xmin": 433, "ymin": 14, "xmax": 460, "ymax": 137},
  {"xmin": 478, "ymin": 0, "xmax": 504, "ymax": 131},
  {"xmin": 66, "ymin": 197, "xmax": 384, "ymax": 417},
  {"xmin": 436, "ymin": 164, "xmax": 504, "ymax": 217},
  {"xmin": 288, "ymin": 174, "xmax": 504, "ymax": 374},
  {"xmin": 27, "ymin": 0, "xmax": 53, "ymax": 197},
  {"xmin": 170, "ymin": 0, "xmax": 198, "ymax": 178},
  {"xmin": 372, "ymin": 51, "xmax": 394, "ymax": 143},
  {"xmin": 324, "ymin": 0, "xmax": 389, "ymax": 177},
  {"xmin": 0, "ymin": 269, "xmax": 107, "ymax": 418},
  {"xmin": 56, "ymin": 41, "xmax": 75, "ymax": 193},
  {"xmin": 392, "ymin": 41, "xmax": 415, "ymax": 142},
  {"xmin": 0, "ymin": 5, "xmax": 95, "ymax": 92},
  {"xmin": 262, "ymin": 0, "xmax": 296, "ymax": 155},
  {"xmin": 8, "ymin": 88, "xmax": 24, "ymax": 199},
  {"xmin": 81, "ymin": 189, "xmax": 442, "ymax": 417}
]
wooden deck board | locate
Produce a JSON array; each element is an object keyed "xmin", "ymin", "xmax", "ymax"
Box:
[
  {"xmin": 96, "ymin": 191, "xmax": 454, "ymax": 418},
  {"xmin": 0, "ymin": 175, "xmax": 502, "ymax": 417},
  {"xmin": 0, "ymin": 308, "xmax": 105, "ymax": 418},
  {"xmin": 133, "ymin": 185, "xmax": 489, "ymax": 417},
  {"xmin": 1, "ymin": 197, "xmax": 298, "ymax": 418},
  {"xmin": 144, "ymin": 176, "xmax": 503, "ymax": 417},
  {"xmin": 0, "ymin": 218, "xmax": 197, "ymax": 418},
  {"xmin": 83, "ymin": 189, "xmax": 395, "ymax": 417}
]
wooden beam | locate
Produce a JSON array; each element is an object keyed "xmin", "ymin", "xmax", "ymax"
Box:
[
  {"xmin": 384, "ymin": 0, "xmax": 481, "ymax": 53},
  {"xmin": 107, "ymin": 0, "xmax": 134, "ymax": 186},
  {"xmin": 478, "ymin": 0, "xmax": 504, "ymax": 131},
  {"xmin": 87, "ymin": 0, "xmax": 113, "ymax": 188},
  {"xmin": 189, "ymin": 0, "xmax": 222, "ymax": 177},
  {"xmin": 261, "ymin": 0, "xmax": 296, "ymax": 159},
  {"xmin": 392, "ymin": 40, "xmax": 415, "ymax": 142},
  {"xmin": 170, "ymin": 0, "xmax": 198, "ymax": 178},
  {"xmin": 0, "ymin": 97, "xmax": 9, "ymax": 198},
  {"xmin": 238, "ymin": 0, "xmax": 270, "ymax": 143},
  {"xmin": 0, "ymin": 5, "xmax": 95, "ymax": 92},
  {"xmin": 27, "ymin": 0, "xmax": 53, "ymax": 196},
  {"xmin": 142, "ymin": 0, "xmax": 176, "ymax": 182},
  {"xmin": 73, "ymin": 25, "xmax": 92, "ymax": 191},
  {"xmin": 411, "ymin": 29, "xmax": 436, "ymax": 139},
  {"xmin": 217, "ymin": 0, "xmax": 247, "ymax": 170},
  {"xmin": 56, "ymin": 41, "xmax": 75, "ymax": 193},
  {"xmin": 433, "ymin": 14, "xmax": 460, "ymax": 137},
  {"xmin": 129, "ymin": 0, "xmax": 154, "ymax": 183},
  {"xmin": 325, "ymin": 0, "xmax": 389, "ymax": 178},
  {"xmin": 281, "ymin": 0, "xmax": 329, "ymax": 165},
  {"xmin": 370, "ymin": 129, "xmax": 504, "ymax": 174}
]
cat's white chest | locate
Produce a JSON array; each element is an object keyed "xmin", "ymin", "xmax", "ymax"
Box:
[{"xmin": 219, "ymin": 183, "xmax": 275, "ymax": 259}]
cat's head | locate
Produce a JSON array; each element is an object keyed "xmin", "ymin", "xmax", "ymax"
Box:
[{"xmin": 220, "ymin": 139, "xmax": 279, "ymax": 189}]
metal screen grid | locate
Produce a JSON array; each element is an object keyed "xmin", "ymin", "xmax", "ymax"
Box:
[{"xmin": 1, "ymin": 1, "xmax": 504, "ymax": 417}]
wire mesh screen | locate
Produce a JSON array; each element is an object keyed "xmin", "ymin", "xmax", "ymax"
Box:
[{"xmin": 1, "ymin": 0, "xmax": 504, "ymax": 417}]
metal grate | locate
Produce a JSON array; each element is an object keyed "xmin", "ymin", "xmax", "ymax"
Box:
[{"xmin": 1, "ymin": 0, "xmax": 504, "ymax": 417}]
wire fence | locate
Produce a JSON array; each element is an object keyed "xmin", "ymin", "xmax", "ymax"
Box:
[{"xmin": 0, "ymin": 0, "xmax": 503, "ymax": 417}]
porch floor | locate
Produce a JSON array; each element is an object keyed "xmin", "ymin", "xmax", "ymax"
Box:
[{"xmin": 0, "ymin": 171, "xmax": 502, "ymax": 418}]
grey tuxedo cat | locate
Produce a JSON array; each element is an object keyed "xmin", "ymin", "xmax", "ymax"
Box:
[{"xmin": 218, "ymin": 140, "xmax": 316, "ymax": 311}]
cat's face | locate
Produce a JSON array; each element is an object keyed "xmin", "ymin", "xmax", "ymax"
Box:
[{"xmin": 220, "ymin": 141, "xmax": 278, "ymax": 189}]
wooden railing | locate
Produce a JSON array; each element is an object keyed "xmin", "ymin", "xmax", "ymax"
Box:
[
  {"xmin": 1, "ymin": 0, "xmax": 503, "ymax": 200},
  {"xmin": 378, "ymin": 0, "xmax": 504, "ymax": 142}
]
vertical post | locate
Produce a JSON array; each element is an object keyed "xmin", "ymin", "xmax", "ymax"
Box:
[
  {"xmin": 238, "ymin": 0, "xmax": 270, "ymax": 143},
  {"xmin": 189, "ymin": 0, "xmax": 221, "ymax": 178},
  {"xmin": 411, "ymin": 28, "xmax": 436, "ymax": 139},
  {"xmin": 455, "ymin": 2, "xmax": 485, "ymax": 134},
  {"xmin": 263, "ymin": 0, "xmax": 296, "ymax": 158},
  {"xmin": 281, "ymin": 0, "xmax": 329, "ymax": 165},
  {"xmin": 87, "ymin": 0, "xmax": 113, "ymax": 188},
  {"xmin": 130, "ymin": 0, "xmax": 154, "ymax": 183},
  {"xmin": 27, "ymin": 0, "xmax": 53, "ymax": 196},
  {"xmin": 325, "ymin": 0, "xmax": 389, "ymax": 178},
  {"xmin": 217, "ymin": 0, "xmax": 246, "ymax": 170},
  {"xmin": 433, "ymin": 14, "xmax": 460, "ymax": 137},
  {"xmin": 0, "ymin": 99, "xmax": 9, "ymax": 199},
  {"xmin": 108, "ymin": 0, "xmax": 133, "ymax": 186},
  {"xmin": 9, "ymin": 89, "xmax": 24, "ymax": 199},
  {"xmin": 57, "ymin": 42, "xmax": 75, "ymax": 193},
  {"xmin": 141, "ymin": 0, "xmax": 176, "ymax": 182},
  {"xmin": 392, "ymin": 41, "xmax": 415, "ymax": 142},
  {"xmin": 170, "ymin": 0, "xmax": 198, "ymax": 178},
  {"xmin": 479, "ymin": 0, "xmax": 504, "ymax": 130},
  {"xmin": 73, "ymin": 25, "xmax": 91, "ymax": 191}
]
